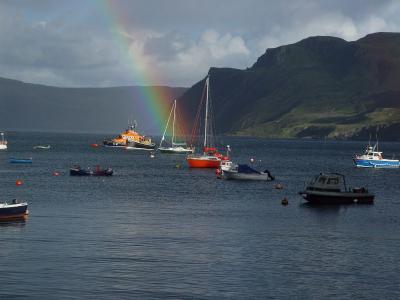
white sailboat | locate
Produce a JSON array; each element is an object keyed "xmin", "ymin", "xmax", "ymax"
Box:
[
  {"xmin": 158, "ymin": 99, "xmax": 194, "ymax": 154},
  {"xmin": 0, "ymin": 132, "xmax": 7, "ymax": 150}
]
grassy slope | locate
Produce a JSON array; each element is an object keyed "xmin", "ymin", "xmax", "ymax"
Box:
[{"xmin": 181, "ymin": 33, "xmax": 400, "ymax": 140}]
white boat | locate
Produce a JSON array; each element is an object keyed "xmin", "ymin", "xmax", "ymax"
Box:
[
  {"xmin": 0, "ymin": 132, "xmax": 7, "ymax": 150},
  {"xmin": 220, "ymin": 146, "xmax": 235, "ymax": 171},
  {"xmin": 158, "ymin": 99, "xmax": 194, "ymax": 154},
  {"xmin": 354, "ymin": 142, "xmax": 399, "ymax": 168},
  {"xmin": 33, "ymin": 145, "xmax": 51, "ymax": 150}
]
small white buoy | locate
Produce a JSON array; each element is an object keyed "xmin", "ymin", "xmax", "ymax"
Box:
[
  {"xmin": 250, "ymin": 158, "xmax": 255, "ymax": 163},
  {"xmin": 150, "ymin": 153, "xmax": 155, "ymax": 158}
]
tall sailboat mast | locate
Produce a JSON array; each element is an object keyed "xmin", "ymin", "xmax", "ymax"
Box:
[
  {"xmin": 172, "ymin": 99, "xmax": 176, "ymax": 146},
  {"xmin": 159, "ymin": 100, "xmax": 174, "ymax": 148},
  {"xmin": 204, "ymin": 76, "xmax": 209, "ymax": 149}
]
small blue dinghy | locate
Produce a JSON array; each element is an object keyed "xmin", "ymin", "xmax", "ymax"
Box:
[{"xmin": 9, "ymin": 158, "xmax": 33, "ymax": 164}]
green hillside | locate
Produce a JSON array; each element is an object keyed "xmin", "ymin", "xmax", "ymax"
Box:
[{"xmin": 180, "ymin": 32, "xmax": 400, "ymax": 140}]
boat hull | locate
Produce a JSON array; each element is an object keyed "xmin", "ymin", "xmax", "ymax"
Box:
[
  {"xmin": 10, "ymin": 158, "xmax": 32, "ymax": 164},
  {"xmin": 299, "ymin": 191, "xmax": 374, "ymax": 204},
  {"xmin": 187, "ymin": 156, "xmax": 221, "ymax": 168},
  {"xmin": 70, "ymin": 168, "xmax": 113, "ymax": 176},
  {"xmin": 223, "ymin": 170, "xmax": 274, "ymax": 181},
  {"xmin": 125, "ymin": 141, "xmax": 156, "ymax": 150},
  {"xmin": 0, "ymin": 144, "xmax": 7, "ymax": 150},
  {"xmin": 0, "ymin": 203, "xmax": 29, "ymax": 221},
  {"xmin": 353, "ymin": 158, "xmax": 400, "ymax": 168},
  {"xmin": 159, "ymin": 147, "xmax": 194, "ymax": 154}
]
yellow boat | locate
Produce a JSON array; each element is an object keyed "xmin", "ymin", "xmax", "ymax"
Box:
[{"xmin": 103, "ymin": 122, "xmax": 156, "ymax": 150}]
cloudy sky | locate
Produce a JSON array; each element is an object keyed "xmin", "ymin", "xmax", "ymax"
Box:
[{"xmin": 1, "ymin": 0, "xmax": 400, "ymax": 88}]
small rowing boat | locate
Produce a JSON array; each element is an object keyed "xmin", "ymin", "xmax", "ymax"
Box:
[{"xmin": 9, "ymin": 158, "xmax": 33, "ymax": 164}]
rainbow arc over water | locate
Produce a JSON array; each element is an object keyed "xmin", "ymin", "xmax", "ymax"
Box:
[{"xmin": 98, "ymin": 0, "xmax": 189, "ymax": 136}]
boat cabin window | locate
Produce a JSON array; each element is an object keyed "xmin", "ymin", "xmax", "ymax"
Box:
[
  {"xmin": 317, "ymin": 176, "xmax": 327, "ymax": 184},
  {"xmin": 327, "ymin": 178, "xmax": 339, "ymax": 185}
]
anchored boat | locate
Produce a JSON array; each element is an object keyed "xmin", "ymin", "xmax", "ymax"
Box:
[
  {"xmin": 0, "ymin": 132, "xmax": 7, "ymax": 150},
  {"xmin": 299, "ymin": 173, "xmax": 374, "ymax": 204},
  {"xmin": 159, "ymin": 99, "xmax": 194, "ymax": 154},
  {"xmin": 70, "ymin": 166, "xmax": 113, "ymax": 176},
  {"xmin": 186, "ymin": 75, "xmax": 228, "ymax": 168},
  {"xmin": 354, "ymin": 142, "xmax": 399, "ymax": 168},
  {"xmin": 103, "ymin": 121, "xmax": 156, "ymax": 150},
  {"xmin": 0, "ymin": 200, "xmax": 29, "ymax": 221},
  {"xmin": 222, "ymin": 164, "xmax": 275, "ymax": 181},
  {"xmin": 33, "ymin": 145, "xmax": 51, "ymax": 150},
  {"xmin": 10, "ymin": 158, "xmax": 32, "ymax": 164}
]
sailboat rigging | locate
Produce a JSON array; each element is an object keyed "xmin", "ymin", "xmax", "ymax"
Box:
[
  {"xmin": 186, "ymin": 75, "xmax": 228, "ymax": 168},
  {"xmin": 158, "ymin": 99, "xmax": 194, "ymax": 154}
]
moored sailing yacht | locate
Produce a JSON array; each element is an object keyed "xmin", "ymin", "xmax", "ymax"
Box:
[
  {"xmin": 186, "ymin": 75, "xmax": 228, "ymax": 168},
  {"xmin": 159, "ymin": 99, "xmax": 194, "ymax": 154}
]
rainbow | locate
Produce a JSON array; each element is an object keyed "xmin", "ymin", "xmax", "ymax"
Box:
[{"xmin": 97, "ymin": 0, "xmax": 189, "ymax": 136}]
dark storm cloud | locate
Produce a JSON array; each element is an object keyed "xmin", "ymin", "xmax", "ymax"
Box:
[{"xmin": 0, "ymin": 0, "xmax": 399, "ymax": 87}]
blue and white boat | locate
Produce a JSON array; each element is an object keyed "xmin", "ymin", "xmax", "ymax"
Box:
[
  {"xmin": 9, "ymin": 157, "xmax": 33, "ymax": 164},
  {"xmin": 354, "ymin": 143, "xmax": 400, "ymax": 168}
]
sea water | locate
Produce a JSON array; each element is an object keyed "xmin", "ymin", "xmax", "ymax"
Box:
[{"xmin": 1, "ymin": 132, "xmax": 399, "ymax": 299}]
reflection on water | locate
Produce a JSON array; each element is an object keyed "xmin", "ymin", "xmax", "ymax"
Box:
[
  {"xmin": 0, "ymin": 219, "xmax": 27, "ymax": 228},
  {"xmin": 0, "ymin": 132, "xmax": 400, "ymax": 299}
]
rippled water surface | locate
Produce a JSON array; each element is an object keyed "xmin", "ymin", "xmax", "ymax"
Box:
[{"xmin": 1, "ymin": 132, "xmax": 399, "ymax": 299}]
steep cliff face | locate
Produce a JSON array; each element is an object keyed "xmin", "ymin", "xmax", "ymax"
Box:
[{"xmin": 179, "ymin": 32, "xmax": 400, "ymax": 140}]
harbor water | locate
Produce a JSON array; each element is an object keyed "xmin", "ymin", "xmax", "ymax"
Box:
[{"xmin": 1, "ymin": 132, "xmax": 399, "ymax": 299}]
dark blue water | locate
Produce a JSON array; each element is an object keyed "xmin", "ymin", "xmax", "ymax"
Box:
[{"xmin": 1, "ymin": 132, "xmax": 400, "ymax": 299}]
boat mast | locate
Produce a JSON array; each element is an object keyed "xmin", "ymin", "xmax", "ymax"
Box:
[
  {"xmin": 159, "ymin": 101, "xmax": 174, "ymax": 148},
  {"xmin": 172, "ymin": 99, "xmax": 176, "ymax": 146},
  {"xmin": 204, "ymin": 76, "xmax": 209, "ymax": 148}
]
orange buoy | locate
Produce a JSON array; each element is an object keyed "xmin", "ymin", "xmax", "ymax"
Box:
[
  {"xmin": 91, "ymin": 143, "xmax": 99, "ymax": 148},
  {"xmin": 16, "ymin": 180, "xmax": 23, "ymax": 186},
  {"xmin": 53, "ymin": 171, "xmax": 60, "ymax": 176}
]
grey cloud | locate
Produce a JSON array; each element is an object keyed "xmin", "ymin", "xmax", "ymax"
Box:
[{"xmin": 0, "ymin": 0, "xmax": 399, "ymax": 87}]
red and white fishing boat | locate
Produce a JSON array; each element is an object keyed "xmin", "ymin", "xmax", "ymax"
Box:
[{"xmin": 187, "ymin": 75, "xmax": 228, "ymax": 168}]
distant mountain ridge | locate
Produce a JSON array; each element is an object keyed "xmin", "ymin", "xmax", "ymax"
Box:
[
  {"xmin": 0, "ymin": 77, "xmax": 186, "ymax": 134},
  {"xmin": 179, "ymin": 32, "xmax": 400, "ymax": 140}
]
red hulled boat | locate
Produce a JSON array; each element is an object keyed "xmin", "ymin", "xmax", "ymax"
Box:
[{"xmin": 186, "ymin": 75, "xmax": 228, "ymax": 168}]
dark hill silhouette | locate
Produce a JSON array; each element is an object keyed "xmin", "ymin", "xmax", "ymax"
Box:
[
  {"xmin": 179, "ymin": 32, "xmax": 400, "ymax": 140},
  {"xmin": 0, "ymin": 77, "xmax": 186, "ymax": 134}
]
